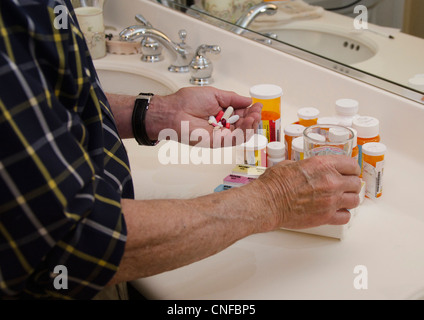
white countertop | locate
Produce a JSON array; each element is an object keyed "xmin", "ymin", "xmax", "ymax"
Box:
[
  {"xmin": 99, "ymin": 0, "xmax": 424, "ymax": 300},
  {"xmin": 125, "ymin": 123, "xmax": 424, "ymax": 301}
]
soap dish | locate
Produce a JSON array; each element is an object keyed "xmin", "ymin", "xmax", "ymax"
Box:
[{"xmin": 106, "ymin": 33, "xmax": 141, "ymax": 55}]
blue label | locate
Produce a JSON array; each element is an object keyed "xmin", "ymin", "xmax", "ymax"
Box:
[{"xmin": 358, "ymin": 144, "xmax": 363, "ymax": 173}]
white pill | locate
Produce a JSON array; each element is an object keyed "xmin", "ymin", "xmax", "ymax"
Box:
[
  {"xmin": 208, "ymin": 116, "xmax": 217, "ymax": 124},
  {"xmin": 222, "ymin": 107, "xmax": 234, "ymax": 120},
  {"xmin": 228, "ymin": 115, "xmax": 240, "ymax": 124}
]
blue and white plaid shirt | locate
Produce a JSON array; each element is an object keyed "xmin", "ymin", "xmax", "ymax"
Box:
[{"xmin": 0, "ymin": 0, "xmax": 133, "ymax": 299}]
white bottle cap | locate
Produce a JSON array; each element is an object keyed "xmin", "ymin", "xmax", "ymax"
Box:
[
  {"xmin": 336, "ymin": 116, "xmax": 354, "ymax": 127},
  {"xmin": 317, "ymin": 117, "xmax": 340, "ymax": 126},
  {"xmin": 242, "ymin": 134, "xmax": 268, "ymax": 151},
  {"xmin": 297, "ymin": 107, "xmax": 320, "ymax": 120},
  {"xmin": 335, "ymin": 99, "xmax": 359, "ymax": 117},
  {"xmin": 362, "ymin": 142, "xmax": 387, "ymax": 156},
  {"xmin": 284, "ymin": 124, "xmax": 305, "ymax": 137},
  {"xmin": 306, "ymin": 132, "xmax": 326, "ymax": 142},
  {"xmin": 292, "ymin": 136, "xmax": 304, "ymax": 152},
  {"xmin": 352, "ymin": 116, "xmax": 380, "ymax": 139},
  {"xmin": 250, "ymin": 84, "xmax": 283, "ymax": 100},
  {"xmin": 329, "ymin": 127, "xmax": 350, "ymax": 143},
  {"xmin": 267, "ymin": 141, "xmax": 285, "ymax": 158}
]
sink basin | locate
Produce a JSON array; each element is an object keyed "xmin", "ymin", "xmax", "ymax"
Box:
[
  {"xmin": 258, "ymin": 26, "xmax": 377, "ymax": 65},
  {"xmin": 96, "ymin": 68, "xmax": 176, "ymax": 96}
]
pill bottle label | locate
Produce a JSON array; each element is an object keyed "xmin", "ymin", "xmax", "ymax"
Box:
[
  {"xmin": 292, "ymin": 150, "xmax": 304, "ymax": 161},
  {"xmin": 260, "ymin": 118, "xmax": 281, "ymax": 143},
  {"xmin": 357, "ymin": 136, "xmax": 381, "ymax": 177},
  {"xmin": 363, "ymin": 160, "xmax": 384, "ymax": 199}
]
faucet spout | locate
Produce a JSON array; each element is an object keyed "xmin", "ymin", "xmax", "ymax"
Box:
[
  {"xmin": 233, "ymin": 3, "xmax": 278, "ymax": 34},
  {"xmin": 119, "ymin": 25, "xmax": 192, "ymax": 72}
]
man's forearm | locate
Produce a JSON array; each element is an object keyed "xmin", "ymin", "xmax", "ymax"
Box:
[
  {"xmin": 106, "ymin": 93, "xmax": 135, "ymax": 139},
  {"xmin": 108, "ymin": 183, "xmax": 273, "ymax": 285}
]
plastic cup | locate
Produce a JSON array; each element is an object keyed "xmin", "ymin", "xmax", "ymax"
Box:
[{"xmin": 303, "ymin": 125, "xmax": 355, "ymax": 158}]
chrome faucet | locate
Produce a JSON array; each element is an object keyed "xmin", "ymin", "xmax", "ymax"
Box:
[
  {"xmin": 189, "ymin": 44, "xmax": 221, "ymax": 86},
  {"xmin": 232, "ymin": 2, "xmax": 278, "ymax": 34},
  {"xmin": 134, "ymin": 14, "xmax": 163, "ymax": 63},
  {"xmin": 119, "ymin": 26, "xmax": 193, "ymax": 73}
]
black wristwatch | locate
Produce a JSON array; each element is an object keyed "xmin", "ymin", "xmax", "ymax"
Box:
[{"xmin": 132, "ymin": 92, "xmax": 158, "ymax": 146}]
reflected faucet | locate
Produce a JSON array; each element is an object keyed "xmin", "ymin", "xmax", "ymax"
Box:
[
  {"xmin": 232, "ymin": 3, "xmax": 278, "ymax": 34},
  {"xmin": 119, "ymin": 26, "xmax": 193, "ymax": 73}
]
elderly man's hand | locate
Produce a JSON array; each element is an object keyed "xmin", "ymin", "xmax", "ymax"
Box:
[
  {"xmin": 253, "ymin": 155, "xmax": 362, "ymax": 230},
  {"xmin": 146, "ymin": 87, "xmax": 262, "ymax": 147}
]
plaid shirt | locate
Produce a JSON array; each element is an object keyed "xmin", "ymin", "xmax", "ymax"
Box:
[{"xmin": 0, "ymin": 0, "xmax": 133, "ymax": 299}]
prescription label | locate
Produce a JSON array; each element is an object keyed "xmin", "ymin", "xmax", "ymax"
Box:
[
  {"xmin": 260, "ymin": 119, "xmax": 281, "ymax": 143},
  {"xmin": 363, "ymin": 160, "xmax": 384, "ymax": 199}
]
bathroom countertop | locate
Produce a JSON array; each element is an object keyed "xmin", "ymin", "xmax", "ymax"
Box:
[
  {"xmin": 96, "ymin": 53, "xmax": 424, "ymax": 300},
  {"xmin": 125, "ymin": 136, "xmax": 424, "ymax": 300}
]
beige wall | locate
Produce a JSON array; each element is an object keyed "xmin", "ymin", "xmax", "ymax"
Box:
[{"xmin": 403, "ymin": 0, "xmax": 424, "ymax": 38}]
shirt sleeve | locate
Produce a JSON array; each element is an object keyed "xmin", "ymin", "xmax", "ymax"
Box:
[{"xmin": 0, "ymin": 0, "xmax": 131, "ymax": 299}]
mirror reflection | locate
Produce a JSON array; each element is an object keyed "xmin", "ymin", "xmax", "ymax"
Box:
[{"xmin": 155, "ymin": 0, "xmax": 424, "ymax": 102}]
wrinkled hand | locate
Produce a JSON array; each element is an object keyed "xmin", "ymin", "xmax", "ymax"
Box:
[
  {"xmin": 146, "ymin": 86, "xmax": 262, "ymax": 147},
  {"xmin": 254, "ymin": 155, "xmax": 361, "ymax": 230}
]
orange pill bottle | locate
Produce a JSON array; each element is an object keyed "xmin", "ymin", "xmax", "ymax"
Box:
[
  {"xmin": 362, "ymin": 142, "xmax": 386, "ymax": 199},
  {"xmin": 250, "ymin": 84, "xmax": 283, "ymax": 143},
  {"xmin": 284, "ymin": 124, "xmax": 305, "ymax": 161},
  {"xmin": 297, "ymin": 107, "xmax": 320, "ymax": 127},
  {"xmin": 352, "ymin": 116, "xmax": 380, "ymax": 177}
]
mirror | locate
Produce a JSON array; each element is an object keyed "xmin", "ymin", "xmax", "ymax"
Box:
[{"xmin": 154, "ymin": 0, "xmax": 424, "ymax": 104}]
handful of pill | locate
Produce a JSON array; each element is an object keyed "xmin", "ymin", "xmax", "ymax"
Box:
[{"xmin": 209, "ymin": 107, "xmax": 240, "ymax": 130}]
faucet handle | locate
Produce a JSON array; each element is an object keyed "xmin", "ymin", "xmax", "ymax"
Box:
[
  {"xmin": 135, "ymin": 14, "xmax": 152, "ymax": 27},
  {"xmin": 190, "ymin": 44, "xmax": 221, "ymax": 86},
  {"xmin": 168, "ymin": 29, "xmax": 193, "ymax": 73},
  {"xmin": 178, "ymin": 29, "xmax": 187, "ymax": 44},
  {"xmin": 195, "ymin": 44, "xmax": 221, "ymax": 56},
  {"xmin": 134, "ymin": 14, "xmax": 163, "ymax": 63}
]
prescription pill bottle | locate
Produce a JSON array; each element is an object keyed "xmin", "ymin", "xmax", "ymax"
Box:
[
  {"xmin": 335, "ymin": 99, "xmax": 359, "ymax": 127},
  {"xmin": 352, "ymin": 116, "xmax": 380, "ymax": 177},
  {"xmin": 284, "ymin": 124, "xmax": 305, "ymax": 161},
  {"xmin": 362, "ymin": 142, "xmax": 386, "ymax": 199},
  {"xmin": 237, "ymin": 134, "xmax": 268, "ymax": 167},
  {"xmin": 297, "ymin": 107, "xmax": 319, "ymax": 127},
  {"xmin": 250, "ymin": 84, "xmax": 283, "ymax": 143},
  {"xmin": 291, "ymin": 136, "xmax": 304, "ymax": 161},
  {"xmin": 267, "ymin": 141, "xmax": 285, "ymax": 167},
  {"xmin": 350, "ymin": 127, "xmax": 359, "ymax": 162}
]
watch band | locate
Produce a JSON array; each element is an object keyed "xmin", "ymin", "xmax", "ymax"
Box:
[{"xmin": 132, "ymin": 92, "xmax": 158, "ymax": 146}]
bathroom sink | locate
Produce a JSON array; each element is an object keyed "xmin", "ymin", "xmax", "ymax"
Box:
[
  {"xmin": 258, "ymin": 26, "xmax": 377, "ymax": 65},
  {"xmin": 95, "ymin": 67, "xmax": 176, "ymax": 96}
]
